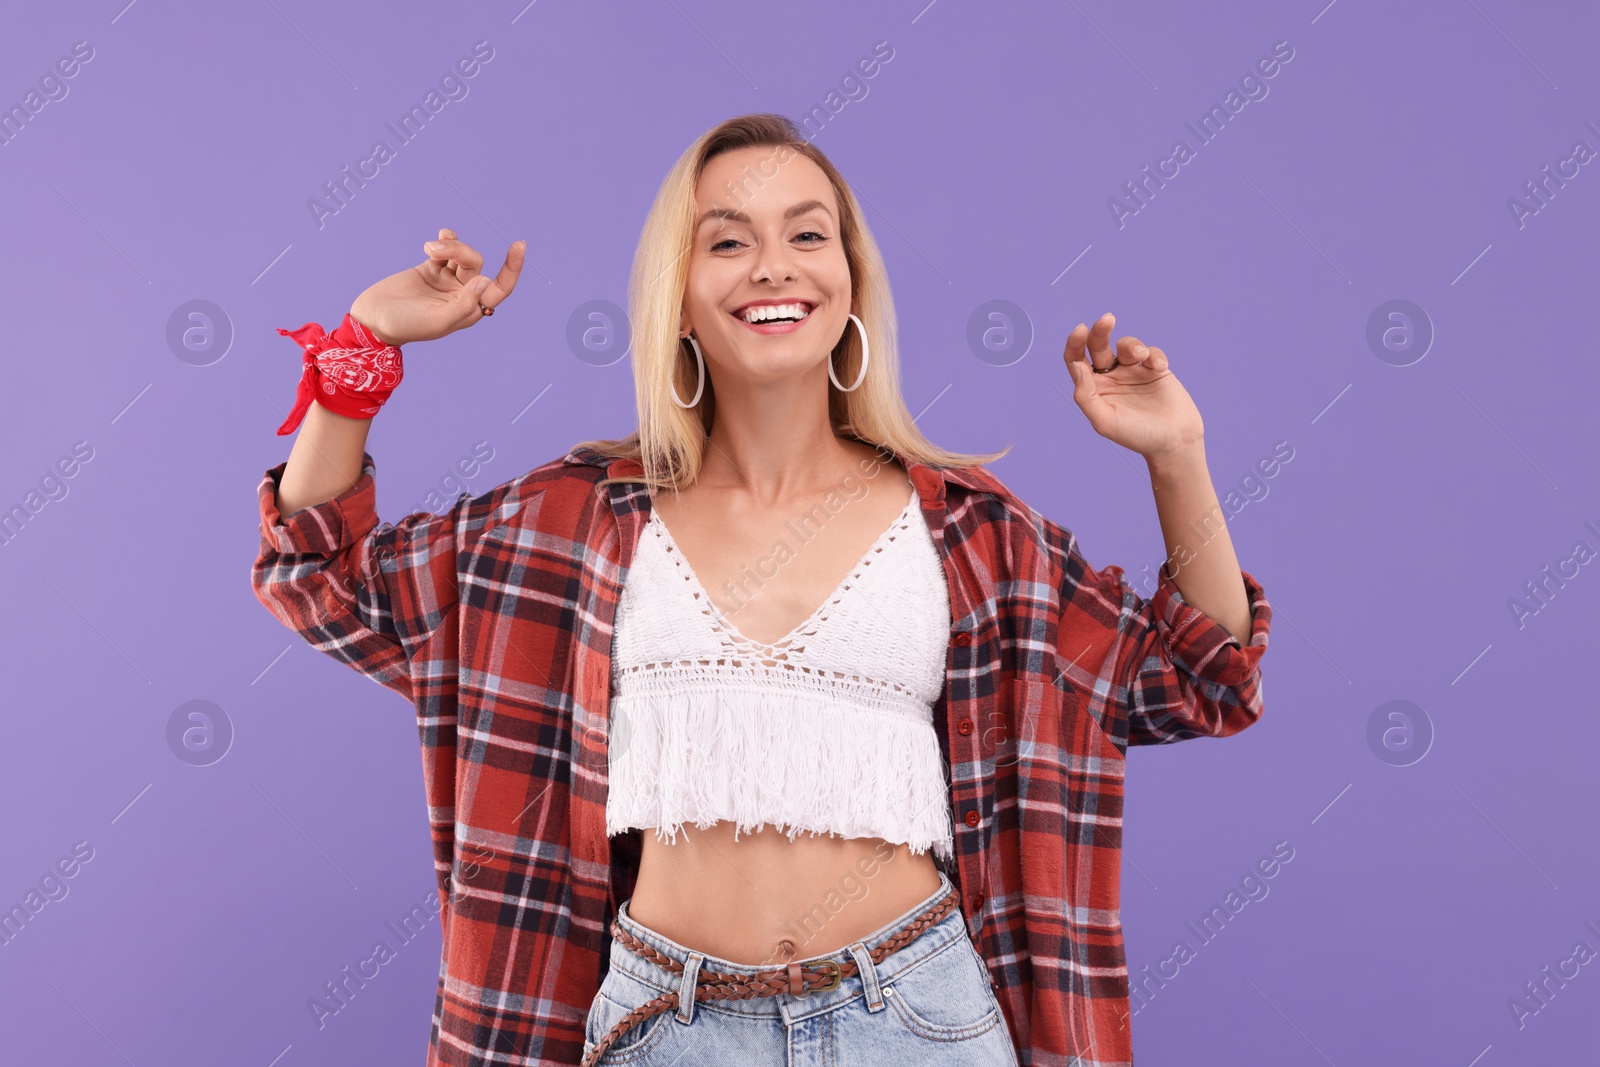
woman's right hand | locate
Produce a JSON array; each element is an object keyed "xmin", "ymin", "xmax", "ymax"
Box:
[{"xmin": 349, "ymin": 228, "xmax": 526, "ymax": 347}]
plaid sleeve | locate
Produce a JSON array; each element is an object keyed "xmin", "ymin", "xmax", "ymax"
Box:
[
  {"xmin": 1044, "ymin": 514, "xmax": 1272, "ymax": 748},
  {"xmin": 251, "ymin": 451, "xmax": 462, "ymax": 701},
  {"xmin": 1098, "ymin": 552, "xmax": 1271, "ymax": 747}
]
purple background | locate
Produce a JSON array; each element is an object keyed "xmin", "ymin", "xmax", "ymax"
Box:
[{"xmin": 3, "ymin": 1, "xmax": 1596, "ymax": 1064}]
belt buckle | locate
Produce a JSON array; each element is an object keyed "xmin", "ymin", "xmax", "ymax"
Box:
[{"xmin": 799, "ymin": 960, "xmax": 842, "ymax": 997}]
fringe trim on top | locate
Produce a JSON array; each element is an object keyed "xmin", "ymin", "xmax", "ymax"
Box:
[{"xmin": 605, "ymin": 687, "xmax": 955, "ymax": 864}]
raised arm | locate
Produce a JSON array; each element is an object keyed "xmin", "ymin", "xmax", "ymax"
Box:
[
  {"xmin": 1057, "ymin": 312, "xmax": 1272, "ymax": 747},
  {"xmin": 275, "ymin": 226, "xmax": 526, "ymax": 514},
  {"xmin": 253, "ymin": 228, "xmax": 525, "ymax": 698}
]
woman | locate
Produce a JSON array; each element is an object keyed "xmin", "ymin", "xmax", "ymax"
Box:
[{"xmin": 254, "ymin": 113, "xmax": 1271, "ymax": 1066}]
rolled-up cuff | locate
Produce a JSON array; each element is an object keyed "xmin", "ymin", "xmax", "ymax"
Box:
[
  {"xmin": 256, "ymin": 451, "xmax": 379, "ymax": 557},
  {"xmin": 1145, "ymin": 568, "xmax": 1271, "ymax": 688}
]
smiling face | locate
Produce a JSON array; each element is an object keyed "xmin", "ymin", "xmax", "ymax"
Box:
[{"xmin": 679, "ymin": 145, "xmax": 852, "ymax": 386}]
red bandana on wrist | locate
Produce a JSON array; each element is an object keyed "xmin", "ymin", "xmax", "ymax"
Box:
[{"xmin": 274, "ymin": 314, "xmax": 404, "ymax": 436}]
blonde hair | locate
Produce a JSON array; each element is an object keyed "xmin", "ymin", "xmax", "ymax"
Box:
[{"xmin": 574, "ymin": 112, "xmax": 1010, "ymax": 491}]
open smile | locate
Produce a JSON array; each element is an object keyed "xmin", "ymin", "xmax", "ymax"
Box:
[{"xmin": 730, "ymin": 300, "xmax": 816, "ymax": 335}]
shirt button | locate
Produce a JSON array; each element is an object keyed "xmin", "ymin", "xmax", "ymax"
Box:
[
  {"xmin": 953, "ymin": 632, "xmax": 973, "ymax": 647},
  {"xmin": 964, "ymin": 809, "xmax": 981, "ymax": 827},
  {"xmin": 973, "ymin": 892, "xmax": 986, "ymax": 910},
  {"xmin": 957, "ymin": 718, "xmax": 974, "ymax": 735}
]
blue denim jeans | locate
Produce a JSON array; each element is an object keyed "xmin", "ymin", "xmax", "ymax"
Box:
[{"xmin": 584, "ymin": 868, "xmax": 1021, "ymax": 1065}]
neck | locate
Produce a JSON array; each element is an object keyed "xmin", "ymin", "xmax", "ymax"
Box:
[{"xmin": 695, "ymin": 372, "xmax": 857, "ymax": 503}]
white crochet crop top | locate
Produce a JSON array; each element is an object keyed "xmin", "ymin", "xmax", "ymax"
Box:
[{"xmin": 606, "ymin": 479, "xmax": 955, "ymax": 863}]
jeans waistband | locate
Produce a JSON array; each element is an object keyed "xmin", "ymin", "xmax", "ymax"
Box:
[{"xmin": 609, "ymin": 868, "xmax": 966, "ymax": 1020}]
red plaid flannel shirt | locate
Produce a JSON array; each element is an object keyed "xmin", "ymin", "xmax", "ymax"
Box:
[{"xmin": 251, "ymin": 440, "xmax": 1272, "ymax": 1066}]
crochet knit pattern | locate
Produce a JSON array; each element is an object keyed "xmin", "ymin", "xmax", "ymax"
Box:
[{"xmin": 607, "ymin": 485, "xmax": 956, "ymax": 863}]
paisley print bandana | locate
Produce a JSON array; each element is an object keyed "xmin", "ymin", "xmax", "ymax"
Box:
[{"xmin": 273, "ymin": 314, "xmax": 404, "ymax": 435}]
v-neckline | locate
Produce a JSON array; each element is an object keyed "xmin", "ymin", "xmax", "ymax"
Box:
[{"xmin": 647, "ymin": 478, "xmax": 919, "ymax": 653}]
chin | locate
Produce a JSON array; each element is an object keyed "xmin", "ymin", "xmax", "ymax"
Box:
[{"xmin": 727, "ymin": 344, "xmax": 825, "ymax": 378}]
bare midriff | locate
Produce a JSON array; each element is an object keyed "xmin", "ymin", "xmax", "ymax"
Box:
[{"xmin": 624, "ymin": 823, "xmax": 944, "ymax": 966}]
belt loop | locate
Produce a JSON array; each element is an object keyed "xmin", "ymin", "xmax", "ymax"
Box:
[
  {"xmin": 676, "ymin": 951, "xmax": 704, "ymax": 1024},
  {"xmin": 846, "ymin": 942, "xmax": 885, "ymax": 1012}
]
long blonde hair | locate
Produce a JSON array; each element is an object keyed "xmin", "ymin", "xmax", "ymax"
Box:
[{"xmin": 574, "ymin": 112, "xmax": 1010, "ymax": 491}]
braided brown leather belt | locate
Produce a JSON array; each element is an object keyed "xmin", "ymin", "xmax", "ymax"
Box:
[{"xmin": 580, "ymin": 887, "xmax": 962, "ymax": 1066}]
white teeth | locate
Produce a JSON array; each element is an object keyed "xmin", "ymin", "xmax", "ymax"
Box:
[{"xmin": 740, "ymin": 303, "xmax": 811, "ymax": 324}]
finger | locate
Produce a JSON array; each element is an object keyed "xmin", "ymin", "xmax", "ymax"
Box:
[
  {"xmin": 422, "ymin": 238, "xmax": 484, "ymax": 280},
  {"xmin": 452, "ymin": 274, "xmax": 494, "ymax": 324},
  {"xmin": 418, "ymin": 274, "xmax": 493, "ymax": 336},
  {"xmin": 421, "ymin": 234, "xmax": 455, "ymax": 270},
  {"xmin": 1117, "ymin": 334, "xmax": 1149, "ymax": 369},
  {"xmin": 1086, "ymin": 311, "xmax": 1117, "ymax": 370},
  {"xmin": 426, "ymin": 227, "xmax": 458, "ymax": 268},
  {"xmin": 477, "ymin": 240, "xmax": 528, "ymax": 310},
  {"xmin": 1143, "ymin": 344, "xmax": 1169, "ymax": 371},
  {"xmin": 1066, "ymin": 342, "xmax": 1116, "ymax": 431},
  {"xmin": 422, "ymin": 229, "xmax": 468, "ymax": 278},
  {"xmin": 1063, "ymin": 321, "xmax": 1090, "ymax": 362},
  {"xmin": 1063, "ymin": 321, "xmax": 1094, "ymax": 378}
]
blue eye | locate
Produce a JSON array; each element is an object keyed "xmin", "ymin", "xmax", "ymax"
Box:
[{"xmin": 710, "ymin": 231, "xmax": 828, "ymax": 252}]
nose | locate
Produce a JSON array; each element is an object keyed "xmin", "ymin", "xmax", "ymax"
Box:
[{"xmin": 751, "ymin": 239, "xmax": 798, "ymax": 284}]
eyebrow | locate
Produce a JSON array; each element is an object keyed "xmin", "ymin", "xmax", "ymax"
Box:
[{"xmin": 696, "ymin": 199, "xmax": 834, "ymax": 230}]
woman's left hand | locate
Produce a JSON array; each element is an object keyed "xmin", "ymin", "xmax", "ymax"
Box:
[{"xmin": 1063, "ymin": 312, "xmax": 1205, "ymax": 462}]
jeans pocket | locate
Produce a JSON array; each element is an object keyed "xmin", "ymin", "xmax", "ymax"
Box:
[
  {"xmin": 881, "ymin": 935, "xmax": 1003, "ymax": 1043},
  {"xmin": 584, "ymin": 968, "xmax": 674, "ymax": 1063}
]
